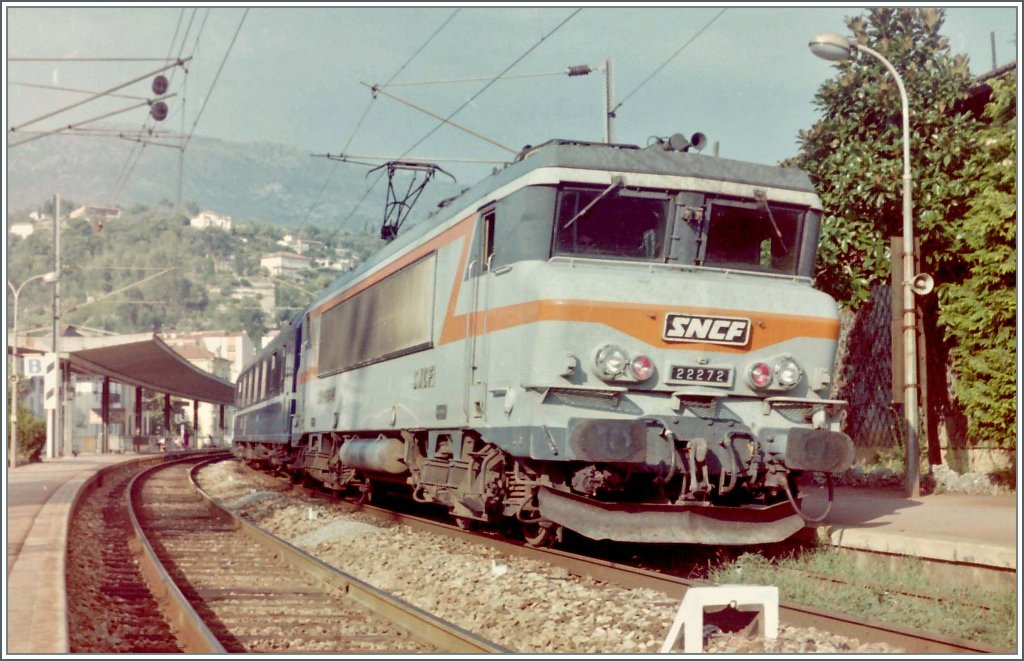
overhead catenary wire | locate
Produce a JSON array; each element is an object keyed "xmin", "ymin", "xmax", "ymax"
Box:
[
  {"xmin": 362, "ymin": 83, "xmax": 517, "ymax": 154},
  {"xmin": 182, "ymin": 8, "xmax": 246, "ymax": 151},
  {"xmin": 379, "ymin": 67, "xmax": 588, "ymax": 87},
  {"xmin": 8, "ymin": 81, "xmax": 150, "ymax": 101},
  {"xmin": 294, "ymin": 9, "xmax": 461, "ymax": 242},
  {"xmin": 7, "ymin": 130, "xmax": 181, "ymax": 157},
  {"xmin": 611, "ymin": 8, "xmax": 727, "ymax": 115},
  {"xmin": 324, "ymin": 7, "xmax": 581, "ymax": 245},
  {"xmin": 64, "ymin": 267, "xmax": 176, "ymax": 314},
  {"xmin": 398, "ymin": 8, "xmax": 582, "ymax": 159},
  {"xmin": 290, "ymin": 8, "xmax": 462, "ymax": 243},
  {"xmin": 8, "ymin": 94, "xmax": 176, "ymax": 148},
  {"xmin": 323, "ymin": 153, "xmax": 507, "ymax": 164},
  {"xmin": 108, "ymin": 8, "xmax": 191, "ymax": 205},
  {"xmin": 8, "ymin": 58, "xmax": 190, "ymax": 133},
  {"xmin": 9, "ymin": 56, "xmax": 183, "ymax": 62}
]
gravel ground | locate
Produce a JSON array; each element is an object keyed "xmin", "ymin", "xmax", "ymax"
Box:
[{"xmin": 196, "ymin": 460, "xmax": 904, "ymax": 654}]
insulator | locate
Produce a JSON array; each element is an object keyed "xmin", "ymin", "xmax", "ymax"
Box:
[
  {"xmin": 567, "ymin": 65, "xmax": 593, "ymax": 77},
  {"xmin": 152, "ymin": 74, "xmax": 169, "ymax": 95},
  {"xmin": 150, "ymin": 101, "xmax": 168, "ymax": 122}
]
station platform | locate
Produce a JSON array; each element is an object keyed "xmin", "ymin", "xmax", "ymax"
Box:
[
  {"xmin": 5, "ymin": 452, "xmax": 179, "ymax": 653},
  {"xmin": 4, "ymin": 455, "xmax": 1019, "ymax": 653},
  {"xmin": 801, "ymin": 484, "xmax": 1019, "ymax": 571}
]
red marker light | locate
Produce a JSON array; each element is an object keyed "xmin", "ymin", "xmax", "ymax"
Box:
[
  {"xmin": 748, "ymin": 362, "xmax": 772, "ymax": 388},
  {"xmin": 630, "ymin": 355, "xmax": 654, "ymax": 381}
]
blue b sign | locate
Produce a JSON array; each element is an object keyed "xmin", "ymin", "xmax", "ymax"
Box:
[{"xmin": 24, "ymin": 357, "xmax": 44, "ymax": 377}]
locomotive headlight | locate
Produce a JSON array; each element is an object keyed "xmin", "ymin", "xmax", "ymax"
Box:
[
  {"xmin": 595, "ymin": 344, "xmax": 629, "ymax": 378},
  {"xmin": 629, "ymin": 355, "xmax": 654, "ymax": 381},
  {"xmin": 747, "ymin": 362, "xmax": 773, "ymax": 389},
  {"xmin": 774, "ymin": 356, "xmax": 803, "ymax": 389}
]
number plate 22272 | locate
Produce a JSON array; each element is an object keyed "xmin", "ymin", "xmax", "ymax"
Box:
[{"xmin": 669, "ymin": 365, "xmax": 733, "ymax": 386}]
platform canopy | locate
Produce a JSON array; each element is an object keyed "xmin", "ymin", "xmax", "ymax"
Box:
[{"xmin": 59, "ymin": 333, "xmax": 235, "ymax": 405}]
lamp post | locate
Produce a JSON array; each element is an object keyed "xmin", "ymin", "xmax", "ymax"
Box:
[
  {"xmin": 809, "ymin": 32, "xmax": 922, "ymax": 497},
  {"xmin": 7, "ymin": 271, "xmax": 59, "ymax": 468}
]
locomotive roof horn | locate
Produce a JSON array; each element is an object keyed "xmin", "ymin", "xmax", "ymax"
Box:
[
  {"xmin": 368, "ymin": 160, "xmax": 456, "ymax": 242},
  {"xmin": 652, "ymin": 132, "xmax": 708, "ymax": 153}
]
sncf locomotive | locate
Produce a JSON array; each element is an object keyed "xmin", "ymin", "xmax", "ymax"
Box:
[{"xmin": 233, "ymin": 136, "xmax": 854, "ymax": 546}]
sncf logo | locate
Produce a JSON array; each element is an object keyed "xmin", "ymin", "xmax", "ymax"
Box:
[{"xmin": 663, "ymin": 314, "xmax": 751, "ymax": 346}]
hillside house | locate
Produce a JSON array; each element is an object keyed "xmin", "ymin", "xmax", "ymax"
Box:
[
  {"xmin": 190, "ymin": 210, "xmax": 233, "ymax": 230},
  {"xmin": 314, "ymin": 256, "xmax": 357, "ymax": 271},
  {"xmin": 260, "ymin": 252, "xmax": 310, "ymax": 276},
  {"xmin": 9, "ymin": 220, "xmax": 35, "ymax": 238},
  {"xmin": 160, "ymin": 330, "xmax": 255, "ymax": 382},
  {"xmin": 69, "ymin": 205, "xmax": 122, "ymax": 222},
  {"xmin": 278, "ymin": 235, "xmax": 325, "ymax": 255}
]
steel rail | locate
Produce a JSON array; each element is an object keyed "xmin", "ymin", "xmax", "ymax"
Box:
[
  {"xmin": 341, "ymin": 491, "xmax": 1011, "ymax": 655},
  {"xmin": 190, "ymin": 457, "xmax": 508, "ymax": 654},
  {"xmin": 125, "ymin": 455, "xmax": 227, "ymax": 653}
]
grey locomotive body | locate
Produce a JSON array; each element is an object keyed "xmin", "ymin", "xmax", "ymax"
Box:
[{"xmin": 233, "ymin": 139, "xmax": 854, "ymax": 546}]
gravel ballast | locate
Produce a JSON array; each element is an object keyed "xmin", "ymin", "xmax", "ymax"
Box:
[{"xmin": 196, "ymin": 460, "xmax": 904, "ymax": 654}]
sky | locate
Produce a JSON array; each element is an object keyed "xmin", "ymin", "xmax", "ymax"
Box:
[{"xmin": 4, "ymin": 2, "xmax": 1021, "ymax": 187}]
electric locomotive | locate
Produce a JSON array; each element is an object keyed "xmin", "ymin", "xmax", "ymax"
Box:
[{"xmin": 233, "ymin": 135, "xmax": 854, "ymax": 546}]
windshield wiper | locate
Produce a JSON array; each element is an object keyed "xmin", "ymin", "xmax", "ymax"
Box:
[
  {"xmin": 753, "ymin": 188, "xmax": 788, "ymax": 256},
  {"xmin": 562, "ymin": 176, "xmax": 624, "ymax": 229}
]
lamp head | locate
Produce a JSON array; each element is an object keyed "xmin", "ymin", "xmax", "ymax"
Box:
[
  {"xmin": 42, "ymin": 271, "xmax": 59, "ymax": 284},
  {"xmin": 809, "ymin": 32, "xmax": 855, "ymax": 61}
]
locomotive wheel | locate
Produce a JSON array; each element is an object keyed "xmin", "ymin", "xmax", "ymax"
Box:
[
  {"xmin": 454, "ymin": 516, "xmax": 477, "ymax": 531},
  {"xmin": 518, "ymin": 499, "xmax": 559, "ymax": 547},
  {"xmin": 521, "ymin": 518, "xmax": 559, "ymax": 547}
]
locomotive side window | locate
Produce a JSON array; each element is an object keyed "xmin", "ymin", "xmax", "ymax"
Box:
[
  {"xmin": 702, "ymin": 200, "xmax": 803, "ymax": 275},
  {"xmin": 553, "ymin": 186, "xmax": 669, "ymax": 261},
  {"xmin": 480, "ymin": 207, "xmax": 496, "ymax": 271}
]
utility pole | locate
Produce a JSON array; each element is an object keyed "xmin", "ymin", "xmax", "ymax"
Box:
[
  {"xmin": 177, "ymin": 86, "xmax": 186, "ymax": 217},
  {"xmin": 51, "ymin": 193, "xmax": 63, "ymax": 458},
  {"xmin": 604, "ymin": 59, "xmax": 616, "ymax": 144}
]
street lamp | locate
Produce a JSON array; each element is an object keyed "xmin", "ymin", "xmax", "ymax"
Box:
[
  {"xmin": 809, "ymin": 32, "xmax": 926, "ymax": 497},
  {"xmin": 7, "ymin": 271, "xmax": 59, "ymax": 468}
]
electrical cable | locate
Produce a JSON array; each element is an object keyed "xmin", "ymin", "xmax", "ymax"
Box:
[
  {"xmin": 8, "ymin": 81, "xmax": 149, "ymax": 101},
  {"xmin": 9, "ymin": 57, "xmax": 181, "ymax": 62},
  {"xmin": 323, "ymin": 7, "xmax": 581, "ymax": 248},
  {"xmin": 317, "ymin": 7, "xmax": 585, "ymax": 245},
  {"xmin": 107, "ymin": 8, "xmax": 190, "ymax": 204},
  {"xmin": 782, "ymin": 472, "xmax": 835, "ymax": 523},
  {"xmin": 399, "ymin": 8, "xmax": 581, "ymax": 159},
  {"xmin": 183, "ymin": 8, "xmax": 247, "ymax": 151},
  {"xmin": 297, "ymin": 9, "xmax": 461, "ymax": 244},
  {"xmin": 612, "ymin": 8, "xmax": 727, "ymax": 115}
]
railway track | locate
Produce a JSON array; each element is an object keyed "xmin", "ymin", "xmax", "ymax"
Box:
[
  {"xmin": 259, "ymin": 465, "xmax": 1007, "ymax": 655},
  {"xmin": 392, "ymin": 514, "xmax": 1010, "ymax": 654},
  {"xmin": 70, "ymin": 454, "xmax": 506, "ymax": 654},
  {"xmin": 396, "ymin": 513, "xmax": 1010, "ymax": 654},
  {"xmin": 133, "ymin": 454, "xmax": 507, "ymax": 653}
]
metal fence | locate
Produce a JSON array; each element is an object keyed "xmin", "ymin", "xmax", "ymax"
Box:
[{"xmin": 832, "ymin": 285, "xmax": 903, "ymax": 452}]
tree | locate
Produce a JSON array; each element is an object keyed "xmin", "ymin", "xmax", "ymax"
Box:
[
  {"xmin": 794, "ymin": 8, "xmax": 1017, "ymax": 457},
  {"xmin": 937, "ymin": 74, "xmax": 1017, "ymax": 448},
  {"xmin": 793, "ymin": 8, "xmax": 977, "ymax": 304}
]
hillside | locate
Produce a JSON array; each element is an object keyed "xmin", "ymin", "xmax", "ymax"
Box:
[
  {"xmin": 6, "ymin": 206, "xmax": 385, "ymax": 346},
  {"xmin": 6, "ymin": 133, "xmax": 463, "ymax": 230}
]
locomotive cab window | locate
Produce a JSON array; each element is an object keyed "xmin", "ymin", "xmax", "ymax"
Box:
[
  {"xmin": 701, "ymin": 199, "xmax": 804, "ymax": 275},
  {"xmin": 553, "ymin": 185, "xmax": 669, "ymax": 261}
]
